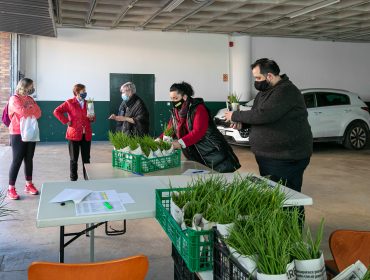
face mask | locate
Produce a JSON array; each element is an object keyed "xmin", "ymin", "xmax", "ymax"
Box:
[
  {"xmin": 172, "ymin": 99, "xmax": 184, "ymax": 109},
  {"xmin": 79, "ymin": 92, "xmax": 87, "ymax": 99},
  {"xmin": 27, "ymin": 88, "xmax": 35, "ymax": 95},
  {"xmin": 122, "ymin": 94, "xmax": 129, "ymax": 102},
  {"xmin": 254, "ymin": 79, "xmax": 270, "ymax": 92}
]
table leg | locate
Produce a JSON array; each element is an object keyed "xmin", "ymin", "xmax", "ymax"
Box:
[
  {"xmin": 59, "ymin": 226, "xmax": 65, "ymax": 263},
  {"xmin": 89, "ymin": 223, "xmax": 95, "ymax": 262}
]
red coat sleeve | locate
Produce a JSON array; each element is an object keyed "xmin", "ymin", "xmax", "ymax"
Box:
[
  {"xmin": 53, "ymin": 101, "xmax": 69, "ymax": 125},
  {"xmin": 181, "ymin": 104, "xmax": 208, "ymax": 147}
]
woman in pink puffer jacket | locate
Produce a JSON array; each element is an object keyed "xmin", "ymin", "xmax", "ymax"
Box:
[
  {"xmin": 7, "ymin": 78, "xmax": 41, "ymax": 200},
  {"xmin": 53, "ymin": 83, "xmax": 95, "ymax": 181}
]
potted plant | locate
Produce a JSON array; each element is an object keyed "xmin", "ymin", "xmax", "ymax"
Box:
[
  {"xmin": 227, "ymin": 93, "xmax": 241, "ymax": 111},
  {"xmin": 290, "ymin": 213, "xmax": 326, "ymax": 280},
  {"xmin": 226, "ymin": 218, "xmax": 258, "ymax": 277},
  {"xmin": 87, "ymin": 98, "xmax": 95, "ymax": 117},
  {"xmin": 253, "ymin": 209, "xmax": 294, "ymax": 280},
  {"xmin": 162, "ymin": 122, "xmax": 174, "ymax": 143}
]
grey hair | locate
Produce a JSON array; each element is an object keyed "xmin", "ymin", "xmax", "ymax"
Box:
[
  {"xmin": 16, "ymin": 78, "xmax": 34, "ymax": 96},
  {"xmin": 121, "ymin": 82, "xmax": 136, "ymax": 94}
]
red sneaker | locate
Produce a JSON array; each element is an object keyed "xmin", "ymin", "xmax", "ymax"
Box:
[
  {"xmin": 24, "ymin": 183, "xmax": 39, "ymax": 195},
  {"xmin": 7, "ymin": 188, "xmax": 20, "ymax": 200}
]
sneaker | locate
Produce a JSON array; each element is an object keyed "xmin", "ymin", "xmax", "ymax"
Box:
[
  {"xmin": 24, "ymin": 183, "xmax": 39, "ymax": 195},
  {"xmin": 7, "ymin": 188, "xmax": 20, "ymax": 200}
]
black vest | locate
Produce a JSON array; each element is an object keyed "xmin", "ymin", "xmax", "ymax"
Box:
[{"xmin": 171, "ymin": 98, "xmax": 240, "ymax": 173}]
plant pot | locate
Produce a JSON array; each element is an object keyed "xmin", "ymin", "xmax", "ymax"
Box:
[
  {"xmin": 87, "ymin": 102, "xmax": 95, "ymax": 117},
  {"xmin": 131, "ymin": 146, "xmax": 143, "ymax": 155},
  {"xmin": 170, "ymin": 195, "xmax": 185, "ymax": 226},
  {"xmin": 257, "ymin": 261, "xmax": 296, "ymax": 280},
  {"xmin": 153, "ymin": 148, "xmax": 163, "ymax": 158},
  {"xmin": 231, "ymin": 102, "xmax": 240, "ymax": 111},
  {"xmin": 163, "ymin": 135, "xmax": 173, "ymax": 143},
  {"xmin": 294, "ymin": 252, "xmax": 326, "ymax": 280},
  {"xmin": 216, "ymin": 222, "xmax": 234, "ymax": 237},
  {"xmin": 257, "ymin": 272, "xmax": 289, "ymax": 280},
  {"xmin": 121, "ymin": 146, "xmax": 131, "ymax": 153},
  {"xmin": 192, "ymin": 215, "xmax": 216, "ymax": 231},
  {"xmin": 286, "ymin": 260, "xmax": 297, "ymax": 280}
]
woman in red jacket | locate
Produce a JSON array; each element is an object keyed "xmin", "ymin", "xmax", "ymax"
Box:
[
  {"xmin": 160, "ymin": 82, "xmax": 240, "ymax": 173},
  {"xmin": 54, "ymin": 84, "xmax": 95, "ymax": 181},
  {"xmin": 7, "ymin": 78, "xmax": 42, "ymax": 200}
]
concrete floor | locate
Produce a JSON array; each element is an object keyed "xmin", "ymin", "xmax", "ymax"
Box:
[{"xmin": 0, "ymin": 142, "xmax": 370, "ymax": 279}]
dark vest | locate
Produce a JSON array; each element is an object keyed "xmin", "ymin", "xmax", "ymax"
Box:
[{"xmin": 171, "ymin": 98, "xmax": 240, "ymax": 173}]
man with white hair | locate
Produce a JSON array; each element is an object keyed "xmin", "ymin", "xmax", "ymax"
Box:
[{"xmin": 109, "ymin": 82, "xmax": 149, "ymax": 136}]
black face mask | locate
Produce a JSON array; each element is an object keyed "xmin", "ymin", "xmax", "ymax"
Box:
[
  {"xmin": 172, "ymin": 99, "xmax": 184, "ymax": 109},
  {"xmin": 254, "ymin": 80, "xmax": 270, "ymax": 92}
]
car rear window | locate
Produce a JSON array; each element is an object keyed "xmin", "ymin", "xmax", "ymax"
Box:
[{"xmin": 316, "ymin": 92, "xmax": 350, "ymax": 107}]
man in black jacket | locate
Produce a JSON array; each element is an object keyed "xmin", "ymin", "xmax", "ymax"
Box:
[
  {"xmin": 109, "ymin": 82, "xmax": 149, "ymax": 136},
  {"xmin": 224, "ymin": 58, "xmax": 312, "ymax": 198}
]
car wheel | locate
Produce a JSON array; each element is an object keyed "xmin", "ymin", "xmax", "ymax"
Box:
[{"xmin": 343, "ymin": 121, "xmax": 369, "ymax": 150}]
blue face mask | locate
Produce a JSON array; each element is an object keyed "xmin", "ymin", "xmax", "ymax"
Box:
[
  {"xmin": 121, "ymin": 94, "xmax": 129, "ymax": 102},
  {"xmin": 79, "ymin": 92, "xmax": 87, "ymax": 99}
]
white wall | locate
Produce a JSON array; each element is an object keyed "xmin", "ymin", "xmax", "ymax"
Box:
[
  {"xmin": 251, "ymin": 37, "xmax": 370, "ymax": 101},
  {"xmin": 23, "ymin": 29, "xmax": 370, "ymax": 103},
  {"xmin": 32, "ymin": 29, "xmax": 229, "ymax": 101},
  {"xmin": 230, "ymin": 35, "xmax": 252, "ymax": 101}
]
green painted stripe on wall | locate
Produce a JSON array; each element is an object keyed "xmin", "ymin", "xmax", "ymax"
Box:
[{"xmin": 38, "ymin": 101, "xmax": 226, "ymax": 142}]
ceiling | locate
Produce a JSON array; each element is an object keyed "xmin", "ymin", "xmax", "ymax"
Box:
[
  {"xmin": 2, "ymin": 0, "xmax": 370, "ymax": 42},
  {"xmin": 0, "ymin": 0, "xmax": 56, "ymax": 37}
]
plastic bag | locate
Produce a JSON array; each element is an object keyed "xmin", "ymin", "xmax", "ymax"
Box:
[{"xmin": 20, "ymin": 116, "xmax": 40, "ymax": 142}]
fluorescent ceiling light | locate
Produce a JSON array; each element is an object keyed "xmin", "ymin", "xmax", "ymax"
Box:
[
  {"xmin": 287, "ymin": 0, "xmax": 340, "ymax": 19},
  {"xmin": 163, "ymin": 0, "xmax": 185, "ymax": 12}
]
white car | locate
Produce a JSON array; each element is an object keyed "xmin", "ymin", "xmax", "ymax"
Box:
[{"xmin": 215, "ymin": 88, "xmax": 370, "ymax": 150}]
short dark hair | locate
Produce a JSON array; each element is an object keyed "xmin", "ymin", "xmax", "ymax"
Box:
[
  {"xmin": 251, "ymin": 58, "xmax": 280, "ymax": 75},
  {"xmin": 73, "ymin": 83, "xmax": 86, "ymax": 96},
  {"xmin": 170, "ymin": 82, "xmax": 194, "ymax": 97}
]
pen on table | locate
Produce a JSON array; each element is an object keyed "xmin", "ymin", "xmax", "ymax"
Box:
[
  {"xmin": 132, "ymin": 172, "xmax": 144, "ymax": 176},
  {"xmin": 103, "ymin": 201, "xmax": 113, "ymax": 209},
  {"xmin": 60, "ymin": 202, "xmax": 65, "ymax": 206},
  {"xmin": 192, "ymin": 170, "xmax": 205, "ymax": 174}
]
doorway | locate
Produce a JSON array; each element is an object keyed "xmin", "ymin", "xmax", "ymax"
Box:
[{"xmin": 109, "ymin": 73, "xmax": 155, "ymax": 136}]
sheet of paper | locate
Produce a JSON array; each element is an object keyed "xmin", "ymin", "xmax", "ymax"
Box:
[
  {"xmin": 182, "ymin": 169, "xmax": 210, "ymax": 176},
  {"xmin": 49, "ymin": 188, "xmax": 92, "ymax": 204},
  {"xmin": 118, "ymin": 193, "xmax": 135, "ymax": 204},
  {"xmin": 75, "ymin": 190, "xmax": 126, "ymax": 216},
  {"xmin": 75, "ymin": 200, "xmax": 126, "ymax": 216}
]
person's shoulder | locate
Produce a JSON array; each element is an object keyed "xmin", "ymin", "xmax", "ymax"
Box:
[{"xmin": 66, "ymin": 97, "xmax": 77, "ymax": 103}]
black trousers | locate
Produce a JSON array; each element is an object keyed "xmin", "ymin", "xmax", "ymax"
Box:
[
  {"xmin": 255, "ymin": 156, "xmax": 310, "ymax": 225},
  {"xmin": 9, "ymin": 134, "xmax": 36, "ymax": 185},
  {"xmin": 68, "ymin": 135, "xmax": 91, "ymax": 181}
]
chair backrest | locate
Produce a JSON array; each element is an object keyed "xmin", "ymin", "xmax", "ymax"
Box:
[
  {"xmin": 28, "ymin": 255, "xmax": 149, "ymax": 280},
  {"xmin": 329, "ymin": 230, "xmax": 370, "ymax": 271}
]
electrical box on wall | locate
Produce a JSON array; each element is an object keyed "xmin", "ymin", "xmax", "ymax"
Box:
[{"xmin": 223, "ymin": 74, "xmax": 228, "ymax": 82}]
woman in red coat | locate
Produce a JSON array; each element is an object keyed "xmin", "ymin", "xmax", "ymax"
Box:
[{"xmin": 54, "ymin": 84, "xmax": 95, "ymax": 181}]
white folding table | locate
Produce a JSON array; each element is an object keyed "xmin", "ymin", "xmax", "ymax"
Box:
[{"xmin": 36, "ymin": 173, "xmax": 313, "ymax": 264}]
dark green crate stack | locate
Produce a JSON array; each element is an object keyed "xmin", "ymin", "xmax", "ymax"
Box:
[
  {"xmin": 156, "ymin": 188, "xmax": 213, "ymax": 273},
  {"xmin": 112, "ymin": 149, "xmax": 181, "ymax": 173}
]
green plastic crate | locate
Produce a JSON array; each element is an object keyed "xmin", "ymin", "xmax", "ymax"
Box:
[
  {"xmin": 112, "ymin": 149, "xmax": 181, "ymax": 173},
  {"xmin": 155, "ymin": 188, "xmax": 213, "ymax": 273}
]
